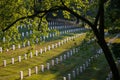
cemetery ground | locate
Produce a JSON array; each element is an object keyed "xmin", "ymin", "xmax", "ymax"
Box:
[{"xmin": 0, "ymin": 32, "xmax": 120, "ymax": 80}]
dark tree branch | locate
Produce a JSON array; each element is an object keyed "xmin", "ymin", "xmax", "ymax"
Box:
[
  {"xmin": 94, "ymin": 6, "xmax": 100, "ymax": 27},
  {"xmin": 99, "ymin": 0, "xmax": 105, "ymax": 39}
]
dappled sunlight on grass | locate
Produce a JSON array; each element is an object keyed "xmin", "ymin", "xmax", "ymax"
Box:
[{"xmin": 93, "ymin": 67, "xmax": 100, "ymax": 71}]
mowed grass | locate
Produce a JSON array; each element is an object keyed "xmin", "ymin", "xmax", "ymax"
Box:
[
  {"xmin": 0, "ymin": 33, "xmax": 86, "ymax": 80},
  {"xmin": 76, "ymin": 54, "xmax": 110, "ymax": 80},
  {"xmin": 0, "ymin": 33, "xmax": 81, "ymax": 65},
  {"xmin": 23, "ymin": 40, "xmax": 97, "ymax": 80}
]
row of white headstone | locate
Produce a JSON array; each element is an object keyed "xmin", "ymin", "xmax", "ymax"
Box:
[
  {"xmin": 2, "ymin": 34, "xmax": 81, "ymax": 67},
  {"xmin": 106, "ymin": 72, "xmax": 112, "ymax": 80},
  {"xmin": 20, "ymin": 27, "xmax": 82, "ymax": 37},
  {"xmin": 19, "ymin": 46, "xmax": 80, "ymax": 80},
  {"xmin": 62, "ymin": 53, "xmax": 102, "ymax": 80},
  {"xmin": 0, "ymin": 28, "xmax": 84, "ymax": 53}
]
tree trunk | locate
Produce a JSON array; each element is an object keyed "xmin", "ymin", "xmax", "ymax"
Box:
[{"xmin": 97, "ymin": 39, "xmax": 120, "ymax": 80}]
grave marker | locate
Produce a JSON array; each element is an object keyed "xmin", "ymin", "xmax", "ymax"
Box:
[
  {"xmin": 76, "ymin": 68, "xmax": 79, "ymax": 75},
  {"xmin": 63, "ymin": 77, "xmax": 67, "ymax": 80},
  {"xmin": 52, "ymin": 44, "xmax": 54, "ymax": 49},
  {"xmin": 41, "ymin": 65, "xmax": 44, "ymax": 72},
  {"xmin": 40, "ymin": 49, "xmax": 43, "ymax": 54},
  {"xmin": 12, "ymin": 45, "xmax": 15, "ymax": 50},
  {"xmin": 27, "ymin": 41, "xmax": 30, "ymax": 46},
  {"xmin": 12, "ymin": 58, "xmax": 15, "ymax": 64},
  {"xmin": 56, "ymin": 58, "xmax": 59, "ymax": 64},
  {"xmin": 51, "ymin": 60, "xmax": 55, "ymax": 66},
  {"xmin": 72, "ymin": 70, "xmax": 76, "ymax": 78},
  {"xmin": 47, "ymin": 63, "xmax": 50, "ymax": 70},
  {"xmin": 44, "ymin": 47, "xmax": 47, "ymax": 52},
  {"xmin": 35, "ymin": 50, "xmax": 38, "ymax": 56},
  {"xmin": 0, "ymin": 47, "xmax": 2, "ymax": 53},
  {"xmin": 80, "ymin": 66, "xmax": 83, "ymax": 73},
  {"xmin": 18, "ymin": 56, "xmax": 21, "ymax": 62},
  {"xmin": 28, "ymin": 68, "xmax": 31, "ymax": 76},
  {"xmin": 48, "ymin": 45, "xmax": 51, "ymax": 51},
  {"xmin": 24, "ymin": 54, "xmax": 27, "ymax": 60},
  {"xmin": 26, "ymin": 32, "xmax": 29, "ymax": 36},
  {"xmin": 60, "ymin": 56, "xmax": 63, "ymax": 62},
  {"xmin": 20, "ymin": 71, "xmax": 23, "ymax": 80},
  {"xmin": 3, "ymin": 60, "xmax": 6, "ymax": 67},
  {"xmin": 83, "ymin": 64, "xmax": 86, "ymax": 70},
  {"xmin": 30, "ymin": 52, "xmax": 33, "ymax": 58},
  {"xmin": 68, "ymin": 74, "xmax": 71, "ymax": 80},
  {"xmin": 64, "ymin": 54, "xmax": 67, "ymax": 60},
  {"xmin": 35, "ymin": 66, "xmax": 38, "ymax": 74},
  {"xmin": 3, "ymin": 37, "xmax": 5, "ymax": 43},
  {"xmin": 22, "ymin": 32, "xmax": 24, "ymax": 37},
  {"xmin": 86, "ymin": 61, "xmax": 89, "ymax": 67}
]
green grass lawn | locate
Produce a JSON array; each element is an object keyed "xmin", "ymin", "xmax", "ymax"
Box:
[
  {"xmin": 0, "ymin": 32, "xmax": 118, "ymax": 80},
  {"xmin": 0, "ymin": 33, "xmax": 86, "ymax": 80}
]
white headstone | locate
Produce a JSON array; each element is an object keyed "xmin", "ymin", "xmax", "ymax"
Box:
[
  {"xmin": 76, "ymin": 48, "xmax": 78, "ymax": 53},
  {"xmin": 20, "ymin": 71, "xmax": 23, "ymax": 80},
  {"xmin": 52, "ymin": 44, "xmax": 54, "ymax": 49},
  {"xmin": 18, "ymin": 56, "xmax": 21, "ymax": 62},
  {"xmin": 47, "ymin": 63, "xmax": 50, "ymax": 70},
  {"xmin": 3, "ymin": 37, "xmax": 5, "ymax": 43},
  {"xmin": 30, "ymin": 52, "xmax": 32, "ymax": 58},
  {"xmin": 0, "ymin": 47, "xmax": 2, "ymax": 53},
  {"xmin": 28, "ymin": 68, "xmax": 31, "ymax": 76},
  {"xmin": 60, "ymin": 56, "xmax": 63, "ymax": 62},
  {"xmin": 35, "ymin": 50, "xmax": 38, "ymax": 56},
  {"xmin": 64, "ymin": 54, "xmax": 67, "ymax": 60},
  {"xmin": 76, "ymin": 68, "xmax": 79, "ymax": 75},
  {"xmin": 44, "ymin": 47, "xmax": 47, "ymax": 52},
  {"xmin": 48, "ymin": 45, "xmax": 51, "ymax": 51},
  {"xmin": 41, "ymin": 65, "xmax": 44, "ymax": 72},
  {"xmin": 20, "ymin": 25, "xmax": 22, "ymax": 29},
  {"xmin": 67, "ymin": 52, "xmax": 70, "ymax": 58},
  {"xmin": 70, "ymin": 50, "xmax": 73, "ymax": 56},
  {"xmin": 3, "ymin": 60, "xmax": 6, "ymax": 67},
  {"xmin": 12, "ymin": 45, "xmax": 15, "ymax": 50},
  {"xmin": 86, "ymin": 61, "xmax": 89, "ymax": 67},
  {"xmin": 83, "ymin": 64, "xmax": 86, "ymax": 70},
  {"xmin": 72, "ymin": 70, "xmax": 76, "ymax": 78},
  {"xmin": 56, "ymin": 58, "xmax": 59, "ymax": 64},
  {"xmin": 55, "ymin": 43, "xmax": 58, "ymax": 48},
  {"xmin": 51, "ymin": 60, "xmax": 55, "ymax": 66},
  {"xmin": 40, "ymin": 49, "xmax": 43, "ymax": 54},
  {"xmin": 30, "ymin": 30, "xmax": 32, "ymax": 34},
  {"xmin": 27, "ymin": 41, "xmax": 30, "ymax": 46},
  {"xmin": 11, "ymin": 58, "xmax": 15, "ymax": 64},
  {"xmin": 68, "ymin": 74, "xmax": 71, "ymax": 80},
  {"xmin": 22, "ymin": 32, "xmax": 24, "ymax": 37},
  {"xmin": 63, "ymin": 77, "xmax": 67, "ymax": 80},
  {"xmin": 58, "ymin": 42, "xmax": 61, "ymax": 46},
  {"xmin": 80, "ymin": 66, "xmax": 83, "ymax": 73},
  {"xmin": 6, "ymin": 49, "xmax": 9, "ymax": 52},
  {"xmin": 24, "ymin": 54, "xmax": 27, "ymax": 60},
  {"xmin": 88, "ymin": 58, "xmax": 91, "ymax": 63},
  {"xmin": 35, "ymin": 66, "xmax": 38, "ymax": 74},
  {"xmin": 26, "ymin": 32, "xmax": 29, "ymax": 36}
]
